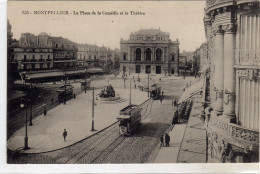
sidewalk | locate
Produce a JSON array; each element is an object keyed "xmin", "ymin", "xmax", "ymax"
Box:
[
  {"xmin": 177, "ymin": 97, "xmax": 207, "ymax": 163},
  {"xmin": 7, "ymin": 87, "xmax": 149, "ymax": 154},
  {"xmin": 154, "ymin": 123, "xmax": 187, "ymax": 163}
]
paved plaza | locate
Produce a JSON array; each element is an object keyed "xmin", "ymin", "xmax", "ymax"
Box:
[{"xmin": 7, "ymin": 81, "xmax": 149, "ymax": 153}]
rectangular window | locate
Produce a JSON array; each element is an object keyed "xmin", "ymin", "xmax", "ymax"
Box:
[
  {"xmin": 136, "ymin": 65, "xmax": 141, "ymax": 73},
  {"xmin": 145, "ymin": 65, "xmax": 151, "ymax": 74}
]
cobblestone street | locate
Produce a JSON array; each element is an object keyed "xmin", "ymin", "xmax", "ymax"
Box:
[{"xmin": 8, "ymin": 75, "xmax": 192, "ymax": 163}]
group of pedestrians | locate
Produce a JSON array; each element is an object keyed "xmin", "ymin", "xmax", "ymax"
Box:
[{"xmin": 160, "ymin": 133, "xmax": 170, "ymax": 148}]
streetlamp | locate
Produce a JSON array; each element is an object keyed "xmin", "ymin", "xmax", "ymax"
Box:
[
  {"xmin": 129, "ymin": 79, "xmax": 132, "ymax": 105},
  {"xmin": 29, "ymin": 79, "xmax": 33, "ymax": 126},
  {"xmin": 91, "ymin": 86, "xmax": 95, "ymax": 131},
  {"xmin": 20, "ymin": 98, "xmax": 29, "ymax": 150},
  {"xmin": 123, "ymin": 74, "xmax": 126, "ymax": 89}
]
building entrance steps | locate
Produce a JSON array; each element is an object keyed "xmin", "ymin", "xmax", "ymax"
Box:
[{"xmin": 7, "ymin": 88, "xmax": 149, "ymax": 154}]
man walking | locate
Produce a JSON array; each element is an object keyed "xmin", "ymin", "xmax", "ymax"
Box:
[
  {"xmin": 63, "ymin": 129, "xmax": 67, "ymax": 142},
  {"xmin": 165, "ymin": 133, "xmax": 170, "ymax": 147},
  {"xmin": 160, "ymin": 97, "xmax": 163, "ymax": 104}
]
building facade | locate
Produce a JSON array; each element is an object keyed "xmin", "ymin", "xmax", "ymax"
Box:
[
  {"xmin": 77, "ymin": 44, "xmax": 119, "ymax": 71},
  {"xmin": 10, "ymin": 32, "xmax": 53, "ymax": 71},
  {"xmin": 203, "ymin": 0, "xmax": 259, "ymax": 163},
  {"xmin": 77, "ymin": 44, "xmax": 99, "ymax": 68},
  {"xmin": 120, "ymin": 29, "xmax": 179, "ymax": 75},
  {"xmin": 51, "ymin": 37, "xmax": 77, "ymax": 69}
]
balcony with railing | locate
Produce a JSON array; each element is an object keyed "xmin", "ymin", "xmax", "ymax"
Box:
[{"xmin": 205, "ymin": 111, "xmax": 259, "ymax": 157}]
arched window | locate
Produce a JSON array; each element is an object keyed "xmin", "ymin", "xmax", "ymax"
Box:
[
  {"xmin": 123, "ymin": 53, "xmax": 127, "ymax": 61},
  {"xmin": 156, "ymin": 48, "xmax": 162, "ymax": 61},
  {"xmin": 136, "ymin": 48, "xmax": 141, "ymax": 61},
  {"xmin": 146, "ymin": 48, "xmax": 151, "ymax": 61}
]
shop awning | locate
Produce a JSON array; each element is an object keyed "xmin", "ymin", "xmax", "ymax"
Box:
[
  {"xmin": 200, "ymin": 64, "xmax": 210, "ymax": 73},
  {"xmin": 178, "ymin": 79, "xmax": 204, "ymax": 104},
  {"xmin": 86, "ymin": 67, "xmax": 104, "ymax": 74}
]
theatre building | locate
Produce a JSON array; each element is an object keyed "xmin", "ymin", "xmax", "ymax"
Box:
[
  {"xmin": 202, "ymin": 0, "xmax": 259, "ymax": 163},
  {"xmin": 120, "ymin": 29, "xmax": 179, "ymax": 75}
]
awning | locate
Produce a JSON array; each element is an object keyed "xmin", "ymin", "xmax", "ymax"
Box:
[
  {"xmin": 178, "ymin": 79, "xmax": 204, "ymax": 104},
  {"xmin": 86, "ymin": 67, "xmax": 104, "ymax": 74},
  {"xmin": 200, "ymin": 64, "xmax": 210, "ymax": 73}
]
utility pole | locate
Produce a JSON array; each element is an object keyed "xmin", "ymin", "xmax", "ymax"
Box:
[
  {"xmin": 91, "ymin": 87, "xmax": 95, "ymax": 131},
  {"xmin": 64, "ymin": 72, "xmax": 67, "ymax": 105},
  {"xmin": 129, "ymin": 80, "xmax": 132, "ymax": 105},
  {"xmin": 148, "ymin": 73, "xmax": 150, "ymax": 97},
  {"xmin": 178, "ymin": 48, "xmax": 180, "ymax": 76}
]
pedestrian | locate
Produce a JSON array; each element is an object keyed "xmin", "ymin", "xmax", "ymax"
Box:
[
  {"xmin": 165, "ymin": 133, "xmax": 170, "ymax": 147},
  {"xmin": 160, "ymin": 97, "xmax": 163, "ymax": 104},
  {"xmin": 174, "ymin": 99, "xmax": 177, "ymax": 106},
  {"xmin": 74, "ymin": 93, "xmax": 76, "ymax": 99},
  {"xmin": 44, "ymin": 109, "xmax": 47, "ymax": 116},
  {"xmin": 160, "ymin": 136, "xmax": 164, "ymax": 148},
  {"xmin": 134, "ymin": 84, "xmax": 136, "ymax": 88},
  {"xmin": 162, "ymin": 91, "xmax": 164, "ymax": 96},
  {"xmin": 63, "ymin": 129, "xmax": 67, "ymax": 142}
]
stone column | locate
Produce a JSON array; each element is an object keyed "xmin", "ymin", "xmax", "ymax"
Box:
[
  {"xmin": 154, "ymin": 47, "xmax": 156, "ymax": 61},
  {"xmin": 213, "ymin": 25, "xmax": 224, "ymax": 115},
  {"xmin": 142, "ymin": 47, "xmax": 145, "ymax": 62},
  {"xmin": 223, "ymin": 24, "xmax": 236, "ymax": 120}
]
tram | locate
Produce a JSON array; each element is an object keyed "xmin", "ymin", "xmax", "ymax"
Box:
[
  {"xmin": 150, "ymin": 84, "xmax": 161, "ymax": 100},
  {"xmin": 57, "ymin": 85, "xmax": 74, "ymax": 102},
  {"xmin": 117, "ymin": 105, "xmax": 142, "ymax": 136},
  {"xmin": 81, "ymin": 78, "xmax": 91, "ymax": 91}
]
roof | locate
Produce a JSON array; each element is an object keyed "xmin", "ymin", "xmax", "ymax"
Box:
[
  {"xmin": 50, "ymin": 37, "xmax": 76, "ymax": 44},
  {"xmin": 38, "ymin": 32, "xmax": 49, "ymax": 36},
  {"xmin": 132, "ymin": 28, "xmax": 170, "ymax": 36}
]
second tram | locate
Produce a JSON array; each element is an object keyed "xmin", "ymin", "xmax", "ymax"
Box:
[
  {"xmin": 117, "ymin": 105, "xmax": 142, "ymax": 136},
  {"xmin": 150, "ymin": 84, "xmax": 161, "ymax": 99},
  {"xmin": 57, "ymin": 85, "xmax": 74, "ymax": 102}
]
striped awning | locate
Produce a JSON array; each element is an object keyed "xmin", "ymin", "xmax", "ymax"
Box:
[{"xmin": 178, "ymin": 79, "xmax": 204, "ymax": 104}]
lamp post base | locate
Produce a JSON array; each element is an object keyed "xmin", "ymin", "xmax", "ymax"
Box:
[
  {"xmin": 24, "ymin": 137, "xmax": 29, "ymax": 150},
  {"xmin": 29, "ymin": 122, "xmax": 33, "ymax": 126}
]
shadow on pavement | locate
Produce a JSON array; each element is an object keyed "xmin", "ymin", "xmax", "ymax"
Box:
[{"xmin": 132, "ymin": 122, "xmax": 171, "ymax": 139}]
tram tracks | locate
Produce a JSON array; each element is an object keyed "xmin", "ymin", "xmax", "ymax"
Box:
[
  {"xmin": 65, "ymin": 123, "xmax": 119, "ymax": 164},
  {"xmin": 64, "ymin": 98, "xmax": 153, "ymax": 164}
]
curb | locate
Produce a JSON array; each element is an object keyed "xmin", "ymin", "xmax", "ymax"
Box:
[{"xmin": 9, "ymin": 97, "xmax": 152, "ymax": 155}]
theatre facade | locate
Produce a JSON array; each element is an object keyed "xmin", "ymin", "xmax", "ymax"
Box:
[{"xmin": 120, "ymin": 29, "xmax": 179, "ymax": 75}]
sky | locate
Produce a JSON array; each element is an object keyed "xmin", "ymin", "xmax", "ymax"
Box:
[{"xmin": 8, "ymin": 1, "xmax": 206, "ymax": 52}]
